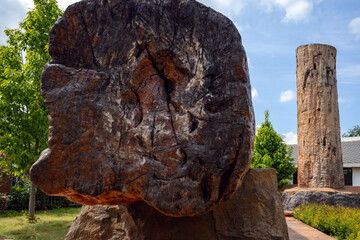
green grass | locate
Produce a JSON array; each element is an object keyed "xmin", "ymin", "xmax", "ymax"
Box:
[
  {"xmin": 0, "ymin": 207, "xmax": 81, "ymax": 240},
  {"xmin": 294, "ymin": 203, "xmax": 360, "ymax": 240}
]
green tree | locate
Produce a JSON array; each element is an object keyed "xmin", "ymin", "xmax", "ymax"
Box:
[
  {"xmin": 251, "ymin": 110, "xmax": 297, "ymax": 189},
  {"xmin": 0, "ymin": 0, "xmax": 62, "ymax": 220},
  {"xmin": 342, "ymin": 125, "xmax": 360, "ymax": 137}
]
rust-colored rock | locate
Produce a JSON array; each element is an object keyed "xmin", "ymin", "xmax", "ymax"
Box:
[
  {"xmin": 65, "ymin": 169, "xmax": 289, "ymax": 240},
  {"xmin": 30, "ymin": 0, "xmax": 255, "ymax": 216},
  {"xmin": 296, "ymin": 44, "xmax": 344, "ymax": 189}
]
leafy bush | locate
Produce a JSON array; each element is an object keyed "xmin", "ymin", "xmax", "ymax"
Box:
[
  {"xmin": 36, "ymin": 190, "xmax": 73, "ymax": 210},
  {"xmin": 251, "ymin": 110, "xmax": 296, "ymax": 188},
  {"xmin": 0, "ymin": 193, "xmax": 6, "ymax": 211},
  {"xmin": 6, "ymin": 184, "xmax": 29, "ymax": 211},
  {"xmin": 294, "ymin": 203, "xmax": 360, "ymax": 240},
  {"xmin": 5, "ymin": 179, "xmax": 74, "ymax": 211}
]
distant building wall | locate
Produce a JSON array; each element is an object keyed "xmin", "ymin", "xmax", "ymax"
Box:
[
  {"xmin": 0, "ymin": 170, "xmax": 11, "ymax": 194},
  {"xmin": 353, "ymin": 167, "xmax": 360, "ymax": 186},
  {"xmin": 287, "ymin": 136, "xmax": 360, "ymax": 187}
]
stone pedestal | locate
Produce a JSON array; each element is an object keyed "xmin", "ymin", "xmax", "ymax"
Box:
[
  {"xmin": 283, "ymin": 188, "xmax": 360, "ymax": 211},
  {"xmin": 296, "ymin": 44, "xmax": 344, "ymax": 189},
  {"xmin": 66, "ymin": 169, "xmax": 289, "ymax": 240}
]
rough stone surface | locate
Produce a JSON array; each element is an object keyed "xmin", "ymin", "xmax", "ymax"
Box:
[
  {"xmin": 66, "ymin": 169, "xmax": 289, "ymax": 240},
  {"xmin": 283, "ymin": 190, "xmax": 360, "ymax": 211},
  {"xmin": 296, "ymin": 44, "xmax": 344, "ymax": 189},
  {"xmin": 30, "ymin": 0, "xmax": 255, "ymax": 217}
]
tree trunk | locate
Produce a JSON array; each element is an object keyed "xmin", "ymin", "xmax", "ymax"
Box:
[{"xmin": 28, "ymin": 181, "xmax": 36, "ymax": 220}]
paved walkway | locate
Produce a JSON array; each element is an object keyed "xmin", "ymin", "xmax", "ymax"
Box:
[{"xmin": 286, "ymin": 217, "xmax": 335, "ymax": 240}]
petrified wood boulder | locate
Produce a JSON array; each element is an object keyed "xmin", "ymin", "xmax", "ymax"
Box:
[
  {"xmin": 30, "ymin": 0, "xmax": 255, "ymax": 217},
  {"xmin": 65, "ymin": 169, "xmax": 289, "ymax": 240}
]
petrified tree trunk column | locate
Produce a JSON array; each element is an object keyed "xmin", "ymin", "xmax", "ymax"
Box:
[{"xmin": 296, "ymin": 44, "xmax": 344, "ymax": 189}]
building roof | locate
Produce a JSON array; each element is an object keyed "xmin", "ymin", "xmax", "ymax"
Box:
[{"xmin": 288, "ymin": 137, "xmax": 360, "ymax": 167}]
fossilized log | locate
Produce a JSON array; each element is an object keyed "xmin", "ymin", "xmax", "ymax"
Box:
[{"xmin": 296, "ymin": 44, "xmax": 344, "ymax": 189}]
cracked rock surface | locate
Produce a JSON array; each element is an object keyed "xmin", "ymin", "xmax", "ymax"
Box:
[{"xmin": 30, "ymin": 0, "xmax": 255, "ymax": 217}]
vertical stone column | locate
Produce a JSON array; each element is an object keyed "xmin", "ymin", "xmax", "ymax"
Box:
[{"xmin": 296, "ymin": 44, "xmax": 344, "ymax": 189}]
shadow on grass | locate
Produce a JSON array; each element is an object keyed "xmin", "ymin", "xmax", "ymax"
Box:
[
  {"xmin": 5, "ymin": 220, "xmax": 73, "ymax": 240},
  {"xmin": 0, "ymin": 211, "xmax": 25, "ymax": 218}
]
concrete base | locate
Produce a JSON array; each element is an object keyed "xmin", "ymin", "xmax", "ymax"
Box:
[{"xmin": 286, "ymin": 217, "xmax": 335, "ymax": 240}]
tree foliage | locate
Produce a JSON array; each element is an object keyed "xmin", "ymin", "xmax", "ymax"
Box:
[
  {"xmin": 0, "ymin": 0, "xmax": 62, "ymax": 177},
  {"xmin": 0, "ymin": 0, "xmax": 62, "ymax": 220},
  {"xmin": 251, "ymin": 110, "xmax": 297, "ymax": 188},
  {"xmin": 342, "ymin": 125, "xmax": 360, "ymax": 138}
]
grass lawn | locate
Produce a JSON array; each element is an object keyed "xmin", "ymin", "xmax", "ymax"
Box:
[{"xmin": 0, "ymin": 208, "xmax": 81, "ymax": 240}]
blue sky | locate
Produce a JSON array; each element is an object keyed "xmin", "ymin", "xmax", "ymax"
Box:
[{"xmin": 1, "ymin": 0, "xmax": 359, "ymax": 144}]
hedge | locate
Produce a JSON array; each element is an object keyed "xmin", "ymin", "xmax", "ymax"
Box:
[{"xmin": 294, "ymin": 203, "xmax": 360, "ymax": 240}]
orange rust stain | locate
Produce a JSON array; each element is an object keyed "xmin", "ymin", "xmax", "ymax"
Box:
[
  {"xmin": 65, "ymin": 190, "xmax": 141, "ymax": 205},
  {"xmin": 235, "ymin": 63, "xmax": 247, "ymax": 80},
  {"xmin": 130, "ymin": 49, "xmax": 191, "ymax": 112}
]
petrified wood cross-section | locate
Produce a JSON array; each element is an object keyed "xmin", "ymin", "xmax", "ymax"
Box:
[{"xmin": 30, "ymin": 0, "xmax": 255, "ymax": 217}]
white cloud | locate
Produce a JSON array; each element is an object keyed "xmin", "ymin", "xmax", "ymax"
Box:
[
  {"xmin": 349, "ymin": 17, "xmax": 360, "ymax": 39},
  {"xmin": 57, "ymin": 0, "xmax": 79, "ymax": 10},
  {"xmin": 283, "ymin": 132, "xmax": 297, "ymax": 144},
  {"xmin": 18, "ymin": 0, "xmax": 79, "ymax": 11},
  {"xmin": 0, "ymin": 0, "xmax": 81, "ymax": 45},
  {"xmin": 252, "ymin": 88, "xmax": 259, "ymax": 99},
  {"xmin": 18, "ymin": 0, "xmax": 34, "ymax": 9},
  {"xmin": 259, "ymin": 0, "xmax": 321, "ymax": 22},
  {"xmin": 0, "ymin": 0, "xmax": 27, "ymax": 44},
  {"xmin": 201, "ymin": 0, "xmax": 246, "ymax": 15},
  {"xmin": 200, "ymin": 0, "xmax": 321, "ymax": 22},
  {"xmin": 280, "ymin": 90, "xmax": 295, "ymax": 103},
  {"xmin": 281, "ymin": 0, "xmax": 313, "ymax": 22}
]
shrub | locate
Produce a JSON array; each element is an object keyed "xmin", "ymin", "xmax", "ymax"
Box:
[
  {"xmin": 251, "ymin": 110, "xmax": 296, "ymax": 189},
  {"xmin": 36, "ymin": 190, "xmax": 73, "ymax": 210},
  {"xmin": 6, "ymin": 184, "xmax": 29, "ymax": 211},
  {"xmin": 294, "ymin": 203, "xmax": 360, "ymax": 240},
  {"xmin": 0, "ymin": 193, "xmax": 7, "ymax": 211},
  {"xmin": 5, "ymin": 179, "xmax": 74, "ymax": 211}
]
